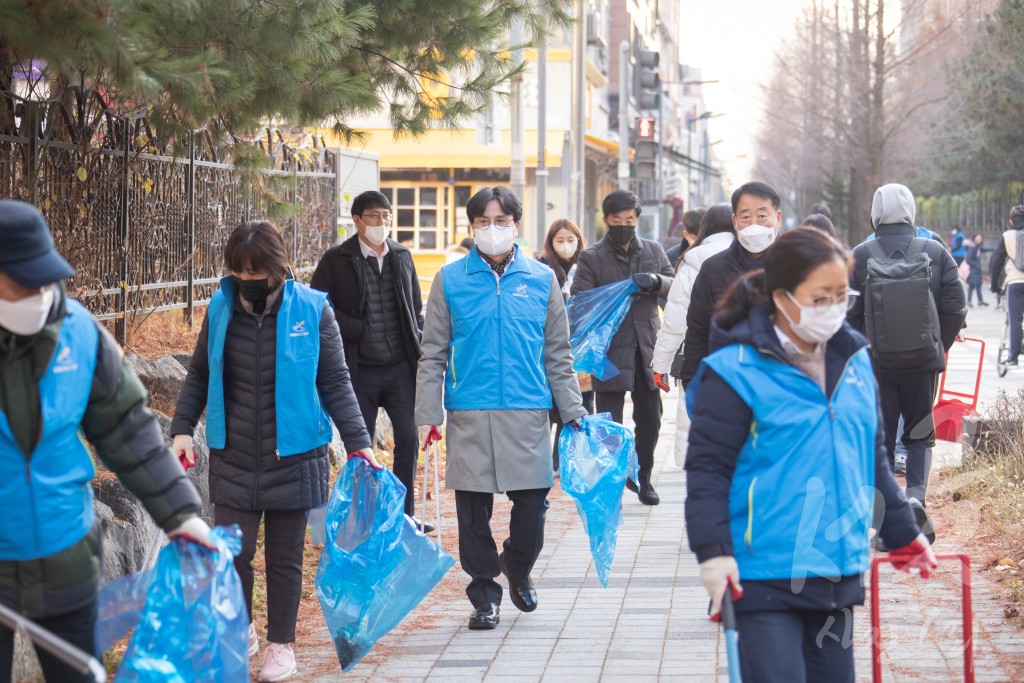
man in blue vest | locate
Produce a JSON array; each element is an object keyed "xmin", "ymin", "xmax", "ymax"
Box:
[
  {"xmin": 0, "ymin": 201, "xmax": 210, "ymax": 682},
  {"xmin": 416, "ymin": 187, "xmax": 588, "ymax": 630}
]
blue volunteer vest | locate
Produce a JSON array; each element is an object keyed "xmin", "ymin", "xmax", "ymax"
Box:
[
  {"xmin": 0, "ymin": 300, "xmax": 99, "ymax": 561},
  {"xmin": 442, "ymin": 247, "xmax": 553, "ymax": 411},
  {"xmin": 206, "ymin": 277, "xmax": 332, "ymax": 456},
  {"xmin": 689, "ymin": 343, "xmax": 879, "ymax": 581}
]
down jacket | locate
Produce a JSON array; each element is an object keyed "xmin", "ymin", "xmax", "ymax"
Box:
[{"xmin": 171, "ymin": 284, "xmax": 371, "ymax": 511}]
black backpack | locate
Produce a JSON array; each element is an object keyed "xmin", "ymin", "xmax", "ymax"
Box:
[{"xmin": 862, "ymin": 237, "xmax": 943, "ymax": 368}]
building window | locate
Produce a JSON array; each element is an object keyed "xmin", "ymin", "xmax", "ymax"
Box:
[{"xmin": 383, "ymin": 185, "xmax": 445, "ymax": 251}]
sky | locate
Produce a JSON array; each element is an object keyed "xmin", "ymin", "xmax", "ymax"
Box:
[{"xmin": 677, "ymin": 0, "xmax": 806, "ymax": 191}]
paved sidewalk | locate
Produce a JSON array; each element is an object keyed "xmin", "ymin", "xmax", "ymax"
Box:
[{"xmin": 296, "ymin": 390, "xmax": 1024, "ymax": 682}]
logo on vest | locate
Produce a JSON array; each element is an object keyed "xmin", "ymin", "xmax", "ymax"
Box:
[
  {"xmin": 513, "ymin": 283, "xmax": 529, "ymax": 298},
  {"xmin": 290, "ymin": 320, "xmax": 310, "ymax": 337},
  {"xmin": 844, "ymin": 367, "xmax": 866, "ymax": 390},
  {"xmin": 53, "ymin": 346, "xmax": 79, "ymax": 374}
]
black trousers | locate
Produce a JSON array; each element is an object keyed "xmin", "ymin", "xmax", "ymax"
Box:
[
  {"xmin": 0, "ymin": 597, "xmax": 97, "ymax": 683},
  {"xmin": 354, "ymin": 359, "xmax": 418, "ymax": 517},
  {"xmin": 215, "ymin": 506, "xmax": 307, "ymax": 644},
  {"xmin": 735, "ymin": 608, "xmax": 855, "ymax": 683},
  {"xmin": 549, "ymin": 390, "xmax": 595, "ymax": 471},
  {"xmin": 595, "ymin": 354, "xmax": 663, "ymax": 475},
  {"xmin": 877, "ymin": 371, "xmax": 938, "ymax": 503},
  {"xmin": 1009, "ymin": 282, "xmax": 1024, "ymax": 362},
  {"xmin": 454, "ymin": 488, "xmax": 549, "ymax": 608}
]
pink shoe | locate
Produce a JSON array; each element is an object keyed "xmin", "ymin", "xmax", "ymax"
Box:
[
  {"xmin": 248, "ymin": 623, "xmax": 259, "ymax": 657},
  {"xmin": 259, "ymin": 643, "xmax": 297, "ymax": 682}
]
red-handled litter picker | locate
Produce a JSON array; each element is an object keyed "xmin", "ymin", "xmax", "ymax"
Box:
[
  {"xmin": 421, "ymin": 437, "xmax": 443, "ymax": 545},
  {"xmin": 0, "ymin": 602, "xmax": 106, "ymax": 683},
  {"xmin": 871, "ymin": 553, "xmax": 974, "ymax": 683},
  {"xmin": 141, "ymin": 450, "xmax": 197, "ymax": 569},
  {"xmin": 721, "ymin": 589, "xmax": 742, "ymax": 683}
]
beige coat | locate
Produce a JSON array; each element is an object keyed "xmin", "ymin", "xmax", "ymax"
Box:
[{"xmin": 415, "ymin": 266, "xmax": 587, "ymax": 493}]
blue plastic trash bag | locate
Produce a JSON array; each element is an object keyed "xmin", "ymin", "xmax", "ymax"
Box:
[
  {"xmin": 566, "ymin": 278, "xmax": 639, "ymax": 380},
  {"xmin": 558, "ymin": 413, "xmax": 640, "ymax": 587},
  {"xmin": 316, "ymin": 458, "xmax": 454, "ymax": 672},
  {"xmin": 97, "ymin": 525, "xmax": 248, "ymax": 683}
]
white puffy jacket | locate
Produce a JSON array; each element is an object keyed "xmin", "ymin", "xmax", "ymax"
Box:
[{"xmin": 652, "ymin": 232, "xmax": 735, "ymax": 375}]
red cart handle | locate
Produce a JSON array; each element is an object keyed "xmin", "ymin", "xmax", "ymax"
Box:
[{"xmin": 871, "ymin": 553, "xmax": 973, "ymax": 683}]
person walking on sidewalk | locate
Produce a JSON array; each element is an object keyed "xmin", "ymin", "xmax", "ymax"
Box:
[
  {"xmin": 685, "ymin": 227, "xmax": 937, "ymax": 683},
  {"xmin": 570, "ymin": 189, "xmax": 674, "ymax": 505},
  {"xmin": 535, "ymin": 218, "xmax": 595, "ymax": 472},
  {"xmin": 847, "ymin": 184, "xmax": 966, "ymax": 522},
  {"xmin": 171, "ymin": 221, "xmax": 379, "ymax": 682},
  {"xmin": 310, "ymin": 190, "xmax": 429, "ymax": 530},
  {"xmin": 0, "ymin": 201, "xmax": 210, "ymax": 683},
  {"xmin": 990, "ymin": 205, "xmax": 1024, "ymax": 368},
  {"xmin": 679, "ymin": 181, "xmax": 784, "ymax": 389},
  {"xmin": 416, "ymin": 187, "xmax": 588, "ymax": 631},
  {"xmin": 964, "ymin": 233, "xmax": 988, "ymax": 308}
]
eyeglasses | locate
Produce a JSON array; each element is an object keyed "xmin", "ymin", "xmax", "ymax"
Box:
[
  {"xmin": 360, "ymin": 212, "xmax": 392, "ymax": 223},
  {"xmin": 472, "ymin": 218, "xmax": 516, "ymax": 229},
  {"xmin": 800, "ymin": 291, "xmax": 858, "ymax": 309}
]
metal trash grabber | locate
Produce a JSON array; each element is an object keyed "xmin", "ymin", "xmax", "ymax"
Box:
[
  {"xmin": 0, "ymin": 602, "xmax": 106, "ymax": 683},
  {"xmin": 871, "ymin": 553, "xmax": 974, "ymax": 683},
  {"xmin": 421, "ymin": 438, "xmax": 443, "ymax": 546},
  {"xmin": 721, "ymin": 588, "xmax": 742, "ymax": 683}
]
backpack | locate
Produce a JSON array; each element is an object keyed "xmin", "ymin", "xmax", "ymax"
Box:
[
  {"xmin": 1013, "ymin": 230, "xmax": 1024, "ymax": 271},
  {"xmin": 862, "ymin": 237, "xmax": 942, "ymax": 367}
]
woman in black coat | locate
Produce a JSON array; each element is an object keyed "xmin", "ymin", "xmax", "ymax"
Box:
[{"xmin": 170, "ymin": 221, "xmax": 378, "ymax": 682}]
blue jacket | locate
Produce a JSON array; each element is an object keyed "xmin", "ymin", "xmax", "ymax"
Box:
[
  {"xmin": 207, "ymin": 277, "xmax": 333, "ymax": 456},
  {"xmin": 684, "ymin": 305, "xmax": 918, "ymax": 611},
  {"xmin": 0, "ymin": 300, "xmax": 99, "ymax": 560},
  {"xmin": 441, "ymin": 247, "xmax": 554, "ymax": 411}
]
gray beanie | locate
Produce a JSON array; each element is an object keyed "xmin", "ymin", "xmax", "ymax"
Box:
[{"xmin": 870, "ymin": 183, "xmax": 916, "ymax": 229}]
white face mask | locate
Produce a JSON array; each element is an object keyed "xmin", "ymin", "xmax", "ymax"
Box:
[
  {"xmin": 737, "ymin": 223, "xmax": 778, "ymax": 254},
  {"xmin": 362, "ymin": 224, "xmax": 389, "ymax": 246},
  {"xmin": 778, "ymin": 291, "xmax": 846, "ymax": 344},
  {"xmin": 474, "ymin": 224, "xmax": 516, "ymax": 257},
  {"xmin": 0, "ymin": 287, "xmax": 54, "ymax": 336},
  {"xmin": 555, "ymin": 241, "xmax": 578, "ymax": 260}
]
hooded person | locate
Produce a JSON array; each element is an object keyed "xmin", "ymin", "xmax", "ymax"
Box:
[
  {"xmin": 989, "ymin": 205, "xmax": 1024, "ymax": 367},
  {"xmin": 0, "ymin": 200, "xmax": 209, "ymax": 683}
]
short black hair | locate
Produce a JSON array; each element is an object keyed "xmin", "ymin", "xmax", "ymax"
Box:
[
  {"xmin": 808, "ymin": 202, "xmax": 832, "ymax": 219},
  {"xmin": 731, "ymin": 181, "xmax": 781, "ymax": 213},
  {"xmin": 351, "ymin": 190, "xmax": 391, "ymax": 217},
  {"xmin": 602, "ymin": 189, "xmax": 642, "ymax": 218},
  {"xmin": 460, "ymin": 237, "xmax": 475, "ymax": 249},
  {"xmin": 466, "ymin": 186, "xmax": 522, "ymax": 223},
  {"xmin": 224, "ymin": 221, "xmax": 290, "ymax": 283},
  {"xmin": 800, "ymin": 213, "xmax": 837, "ymax": 238}
]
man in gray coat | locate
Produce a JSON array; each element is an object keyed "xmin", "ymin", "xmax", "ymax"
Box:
[
  {"xmin": 416, "ymin": 187, "xmax": 588, "ymax": 631},
  {"xmin": 571, "ymin": 190, "xmax": 674, "ymax": 505}
]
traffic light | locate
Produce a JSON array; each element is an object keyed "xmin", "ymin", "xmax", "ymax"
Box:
[
  {"xmin": 633, "ymin": 48, "xmax": 660, "ymax": 111},
  {"xmin": 633, "ymin": 117, "xmax": 657, "ymax": 180}
]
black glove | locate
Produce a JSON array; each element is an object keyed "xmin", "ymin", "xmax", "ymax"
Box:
[{"xmin": 632, "ymin": 272, "xmax": 662, "ymax": 292}]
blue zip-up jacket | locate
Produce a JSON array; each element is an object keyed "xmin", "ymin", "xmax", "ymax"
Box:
[
  {"xmin": 684, "ymin": 305, "xmax": 918, "ymax": 612},
  {"xmin": 442, "ymin": 247, "xmax": 553, "ymax": 411},
  {"xmin": 207, "ymin": 277, "xmax": 333, "ymax": 456},
  {"xmin": 0, "ymin": 300, "xmax": 98, "ymax": 560}
]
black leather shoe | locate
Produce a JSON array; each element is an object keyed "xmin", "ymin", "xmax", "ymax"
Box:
[
  {"xmin": 624, "ymin": 477, "xmax": 638, "ymax": 494},
  {"xmin": 413, "ymin": 517, "xmax": 436, "ymax": 534},
  {"xmin": 498, "ymin": 552, "xmax": 538, "ymax": 613},
  {"xmin": 468, "ymin": 603, "xmax": 500, "ymax": 630},
  {"xmin": 637, "ymin": 473, "xmax": 660, "ymax": 506}
]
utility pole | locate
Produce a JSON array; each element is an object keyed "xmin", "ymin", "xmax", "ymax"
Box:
[
  {"xmin": 573, "ymin": 0, "xmax": 588, "ymax": 232},
  {"xmin": 618, "ymin": 40, "xmax": 630, "ymax": 191},
  {"xmin": 536, "ymin": 2, "xmax": 548, "ymax": 247},
  {"xmin": 510, "ymin": 18, "xmax": 526, "ymax": 202}
]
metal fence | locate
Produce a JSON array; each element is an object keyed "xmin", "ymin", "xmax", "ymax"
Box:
[{"xmin": 0, "ymin": 87, "xmax": 339, "ymax": 342}]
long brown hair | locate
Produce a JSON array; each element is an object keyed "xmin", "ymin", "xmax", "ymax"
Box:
[
  {"xmin": 714, "ymin": 227, "xmax": 851, "ymax": 329},
  {"xmin": 223, "ymin": 221, "xmax": 290, "ymax": 285},
  {"xmin": 541, "ymin": 218, "xmax": 586, "ymax": 285}
]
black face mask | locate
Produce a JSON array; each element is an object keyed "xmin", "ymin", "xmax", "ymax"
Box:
[
  {"xmin": 607, "ymin": 225, "xmax": 636, "ymax": 245},
  {"xmin": 233, "ymin": 276, "xmax": 271, "ymax": 302}
]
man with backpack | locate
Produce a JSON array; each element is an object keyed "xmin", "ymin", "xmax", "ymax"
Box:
[
  {"xmin": 848, "ymin": 184, "xmax": 966, "ymax": 537},
  {"xmin": 989, "ymin": 205, "xmax": 1024, "ymax": 368}
]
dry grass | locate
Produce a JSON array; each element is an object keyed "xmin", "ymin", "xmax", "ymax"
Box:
[{"xmin": 117, "ymin": 309, "xmax": 206, "ymax": 359}]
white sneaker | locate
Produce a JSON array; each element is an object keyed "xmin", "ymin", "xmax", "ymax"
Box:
[
  {"xmin": 259, "ymin": 643, "xmax": 297, "ymax": 682},
  {"xmin": 248, "ymin": 623, "xmax": 259, "ymax": 657}
]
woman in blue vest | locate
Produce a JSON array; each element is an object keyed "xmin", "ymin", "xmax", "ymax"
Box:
[
  {"xmin": 684, "ymin": 228, "xmax": 937, "ymax": 683},
  {"xmin": 171, "ymin": 221, "xmax": 377, "ymax": 683}
]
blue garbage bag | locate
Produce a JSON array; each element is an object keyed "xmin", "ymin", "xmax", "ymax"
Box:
[
  {"xmin": 566, "ymin": 279, "xmax": 639, "ymax": 380},
  {"xmin": 558, "ymin": 413, "xmax": 639, "ymax": 587},
  {"xmin": 97, "ymin": 525, "xmax": 248, "ymax": 683},
  {"xmin": 316, "ymin": 458, "xmax": 454, "ymax": 672}
]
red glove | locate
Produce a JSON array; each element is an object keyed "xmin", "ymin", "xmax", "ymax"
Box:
[
  {"xmin": 888, "ymin": 533, "xmax": 938, "ymax": 579},
  {"xmin": 654, "ymin": 373, "xmax": 671, "ymax": 392},
  {"xmin": 421, "ymin": 425, "xmax": 443, "ymax": 451}
]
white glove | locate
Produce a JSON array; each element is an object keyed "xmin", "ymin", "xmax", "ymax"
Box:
[
  {"xmin": 168, "ymin": 516, "xmax": 215, "ymax": 550},
  {"xmin": 172, "ymin": 434, "xmax": 195, "ymax": 467},
  {"xmin": 699, "ymin": 555, "xmax": 743, "ymax": 620}
]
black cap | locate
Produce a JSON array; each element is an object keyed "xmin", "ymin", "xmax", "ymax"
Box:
[
  {"xmin": 1011, "ymin": 205, "xmax": 1024, "ymax": 223},
  {"xmin": 0, "ymin": 200, "xmax": 75, "ymax": 287}
]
